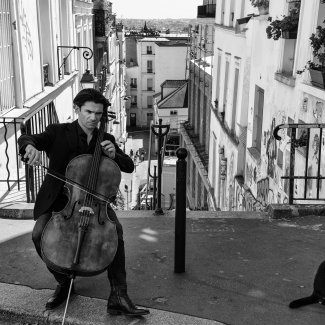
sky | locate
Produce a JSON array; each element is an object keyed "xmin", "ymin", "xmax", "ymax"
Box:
[{"xmin": 112, "ymin": 0, "xmax": 203, "ymax": 19}]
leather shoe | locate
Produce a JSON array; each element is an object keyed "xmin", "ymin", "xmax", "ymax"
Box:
[
  {"xmin": 107, "ymin": 288, "xmax": 149, "ymax": 316},
  {"xmin": 45, "ymin": 282, "xmax": 74, "ymax": 310}
]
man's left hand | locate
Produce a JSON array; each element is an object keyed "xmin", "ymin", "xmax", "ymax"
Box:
[{"xmin": 101, "ymin": 140, "xmax": 116, "ymax": 159}]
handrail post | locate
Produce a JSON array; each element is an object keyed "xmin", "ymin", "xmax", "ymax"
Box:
[
  {"xmin": 289, "ymin": 128, "xmax": 296, "ymax": 205},
  {"xmin": 174, "ymin": 147, "xmax": 188, "ymax": 273},
  {"xmin": 153, "ymin": 166, "xmax": 157, "ymax": 210}
]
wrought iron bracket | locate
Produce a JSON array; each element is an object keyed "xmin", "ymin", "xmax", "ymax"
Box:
[{"xmin": 57, "ymin": 46, "xmax": 94, "ymax": 80}]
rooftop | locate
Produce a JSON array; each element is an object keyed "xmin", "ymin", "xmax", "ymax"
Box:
[
  {"xmin": 158, "ymin": 82, "xmax": 188, "ymax": 109},
  {"xmin": 161, "ymin": 80, "xmax": 188, "ymax": 88}
]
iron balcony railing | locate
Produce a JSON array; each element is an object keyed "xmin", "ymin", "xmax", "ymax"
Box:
[
  {"xmin": 180, "ymin": 121, "xmax": 209, "ymax": 171},
  {"xmin": 274, "ymin": 123, "xmax": 325, "ymax": 204},
  {"xmin": 0, "ymin": 101, "xmax": 59, "ymax": 203}
]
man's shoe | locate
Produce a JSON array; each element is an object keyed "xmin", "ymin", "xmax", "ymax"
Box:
[
  {"xmin": 45, "ymin": 283, "xmax": 74, "ymax": 310},
  {"xmin": 107, "ymin": 289, "xmax": 149, "ymax": 316}
]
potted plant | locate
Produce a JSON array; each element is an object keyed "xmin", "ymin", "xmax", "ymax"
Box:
[
  {"xmin": 297, "ymin": 24, "xmax": 325, "ymax": 89},
  {"xmin": 250, "ymin": 0, "xmax": 269, "ymax": 15},
  {"xmin": 266, "ymin": 15, "xmax": 299, "ymax": 40},
  {"xmin": 266, "ymin": 4, "xmax": 300, "ymax": 40}
]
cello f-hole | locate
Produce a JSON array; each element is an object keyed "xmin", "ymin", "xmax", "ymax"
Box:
[
  {"xmin": 65, "ymin": 200, "xmax": 78, "ymax": 220},
  {"xmin": 97, "ymin": 209, "xmax": 104, "ymax": 225}
]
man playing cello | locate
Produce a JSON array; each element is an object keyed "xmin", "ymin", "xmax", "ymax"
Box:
[{"xmin": 18, "ymin": 88, "xmax": 149, "ymax": 316}]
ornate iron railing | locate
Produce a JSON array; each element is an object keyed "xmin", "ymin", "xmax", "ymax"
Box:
[
  {"xmin": 0, "ymin": 101, "xmax": 58, "ymax": 203},
  {"xmin": 274, "ymin": 123, "xmax": 325, "ymax": 204}
]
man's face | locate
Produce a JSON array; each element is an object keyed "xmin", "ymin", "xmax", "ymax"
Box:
[{"xmin": 76, "ymin": 101, "xmax": 103, "ymax": 132}]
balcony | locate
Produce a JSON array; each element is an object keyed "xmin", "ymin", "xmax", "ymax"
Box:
[
  {"xmin": 197, "ymin": 4, "xmax": 216, "ymax": 18},
  {"xmin": 180, "ymin": 121, "xmax": 209, "ymax": 171}
]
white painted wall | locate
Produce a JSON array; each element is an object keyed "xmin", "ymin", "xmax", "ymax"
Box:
[{"xmin": 154, "ymin": 45, "xmax": 188, "ymax": 92}]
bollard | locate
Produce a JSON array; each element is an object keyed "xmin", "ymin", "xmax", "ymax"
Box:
[{"xmin": 174, "ymin": 147, "xmax": 188, "ymax": 273}]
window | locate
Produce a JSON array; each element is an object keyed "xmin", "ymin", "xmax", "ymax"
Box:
[
  {"xmin": 147, "ymin": 78, "xmax": 153, "ymax": 90},
  {"xmin": 278, "ymin": 2, "xmax": 300, "ymax": 77},
  {"xmin": 130, "ymin": 78, "xmax": 137, "ymax": 88},
  {"xmin": 211, "ymin": 132, "xmax": 217, "ymax": 190},
  {"xmin": 147, "ymin": 96, "xmax": 153, "ymax": 108},
  {"xmin": 214, "ymin": 51, "xmax": 222, "ymax": 110},
  {"xmin": 147, "ymin": 60, "xmax": 153, "ymax": 73},
  {"xmin": 131, "ymin": 95, "xmax": 137, "ymax": 107},
  {"xmin": 231, "ymin": 67, "xmax": 240, "ymax": 134},
  {"xmin": 252, "ymin": 86, "xmax": 264, "ymax": 153},
  {"xmin": 0, "ymin": 0, "xmax": 15, "ymax": 113},
  {"xmin": 147, "ymin": 46, "xmax": 152, "ymax": 54},
  {"xmin": 223, "ymin": 57, "xmax": 230, "ymax": 116},
  {"xmin": 146, "ymin": 112, "xmax": 153, "ymax": 126}
]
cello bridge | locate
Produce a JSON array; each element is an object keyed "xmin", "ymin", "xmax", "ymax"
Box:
[{"xmin": 79, "ymin": 206, "xmax": 94, "ymax": 215}]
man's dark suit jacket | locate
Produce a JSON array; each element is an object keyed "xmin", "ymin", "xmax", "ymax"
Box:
[{"xmin": 18, "ymin": 120, "xmax": 134, "ymax": 220}]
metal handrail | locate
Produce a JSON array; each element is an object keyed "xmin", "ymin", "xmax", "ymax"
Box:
[
  {"xmin": 274, "ymin": 123, "xmax": 325, "ymax": 204},
  {"xmin": 0, "ymin": 101, "xmax": 58, "ymax": 203}
]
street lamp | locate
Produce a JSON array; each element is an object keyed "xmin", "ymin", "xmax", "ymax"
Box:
[
  {"xmin": 57, "ymin": 45, "xmax": 97, "ymax": 88},
  {"xmin": 80, "ymin": 69, "xmax": 97, "ymax": 89}
]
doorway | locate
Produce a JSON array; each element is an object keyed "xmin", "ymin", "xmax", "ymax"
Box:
[{"xmin": 130, "ymin": 113, "xmax": 136, "ymax": 127}]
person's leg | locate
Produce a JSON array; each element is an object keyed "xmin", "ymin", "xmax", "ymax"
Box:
[
  {"xmin": 106, "ymin": 208, "xmax": 149, "ymax": 316},
  {"xmin": 32, "ymin": 213, "xmax": 72, "ymax": 309}
]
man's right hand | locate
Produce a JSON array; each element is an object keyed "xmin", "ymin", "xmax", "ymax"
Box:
[{"xmin": 24, "ymin": 144, "xmax": 41, "ymax": 166}]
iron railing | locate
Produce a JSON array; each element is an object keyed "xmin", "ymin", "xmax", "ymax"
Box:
[
  {"xmin": 0, "ymin": 101, "xmax": 59, "ymax": 203},
  {"xmin": 274, "ymin": 123, "xmax": 325, "ymax": 204}
]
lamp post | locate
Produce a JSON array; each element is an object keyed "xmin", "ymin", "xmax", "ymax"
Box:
[{"xmin": 151, "ymin": 119, "xmax": 170, "ymax": 215}]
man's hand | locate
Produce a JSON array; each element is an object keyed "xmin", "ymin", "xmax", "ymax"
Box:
[
  {"xmin": 101, "ymin": 140, "xmax": 116, "ymax": 159},
  {"xmin": 24, "ymin": 144, "xmax": 42, "ymax": 166}
]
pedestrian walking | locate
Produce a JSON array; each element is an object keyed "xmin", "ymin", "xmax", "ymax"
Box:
[{"xmin": 130, "ymin": 149, "xmax": 133, "ymax": 157}]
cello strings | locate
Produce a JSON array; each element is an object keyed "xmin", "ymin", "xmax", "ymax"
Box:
[{"xmin": 86, "ymin": 117, "xmax": 106, "ymax": 209}]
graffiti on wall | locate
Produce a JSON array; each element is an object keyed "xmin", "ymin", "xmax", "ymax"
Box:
[
  {"xmin": 19, "ymin": 0, "xmax": 34, "ymax": 60},
  {"xmin": 246, "ymin": 163, "xmax": 256, "ymax": 187},
  {"xmin": 256, "ymin": 178, "xmax": 269, "ymax": 207},
  {"xmin": 235, "ymin": 179, "xmax": 285, "ymax": 211},
  {"xmin": 235, "ymin": 183, "xmax": 265, "ymax": 211},
  {"xmin": 312, "ymin": 133, "xmax": 320, "ymax": 164},
  {"xmin": 265, "ymin": 118, "xmax": 277, "ymax": 178}
]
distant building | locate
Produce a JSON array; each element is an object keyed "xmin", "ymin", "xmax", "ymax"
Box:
[
  {"xmin": 125, "ymin": 32, "xmax": 189, "ymax": 128},
  {"xmin": 179, "ymin": 0, "xmax": 216, "ymax": 210}
]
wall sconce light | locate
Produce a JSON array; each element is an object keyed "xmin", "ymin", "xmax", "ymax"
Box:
[
  {"xmin": 80, "ymin": 69, "xmax": 97, "ymax": 88},
  {"xmin": 57, "ymin": 45, "xmax": 96, "ymax": 87}
]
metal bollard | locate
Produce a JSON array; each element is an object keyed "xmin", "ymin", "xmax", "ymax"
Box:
[{"xmin": 174, "ymin": 147, "xmax": 188, "ymax": 273}]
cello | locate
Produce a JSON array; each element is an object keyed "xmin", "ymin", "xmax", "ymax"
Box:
[{"xmin": 39, "ymin": 105, "xmax": 120, "ymax": 323}]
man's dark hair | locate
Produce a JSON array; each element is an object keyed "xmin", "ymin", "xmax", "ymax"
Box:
[{"xmin": 73, "ymin": 88, "xmax": 110, "ymax": 110}]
